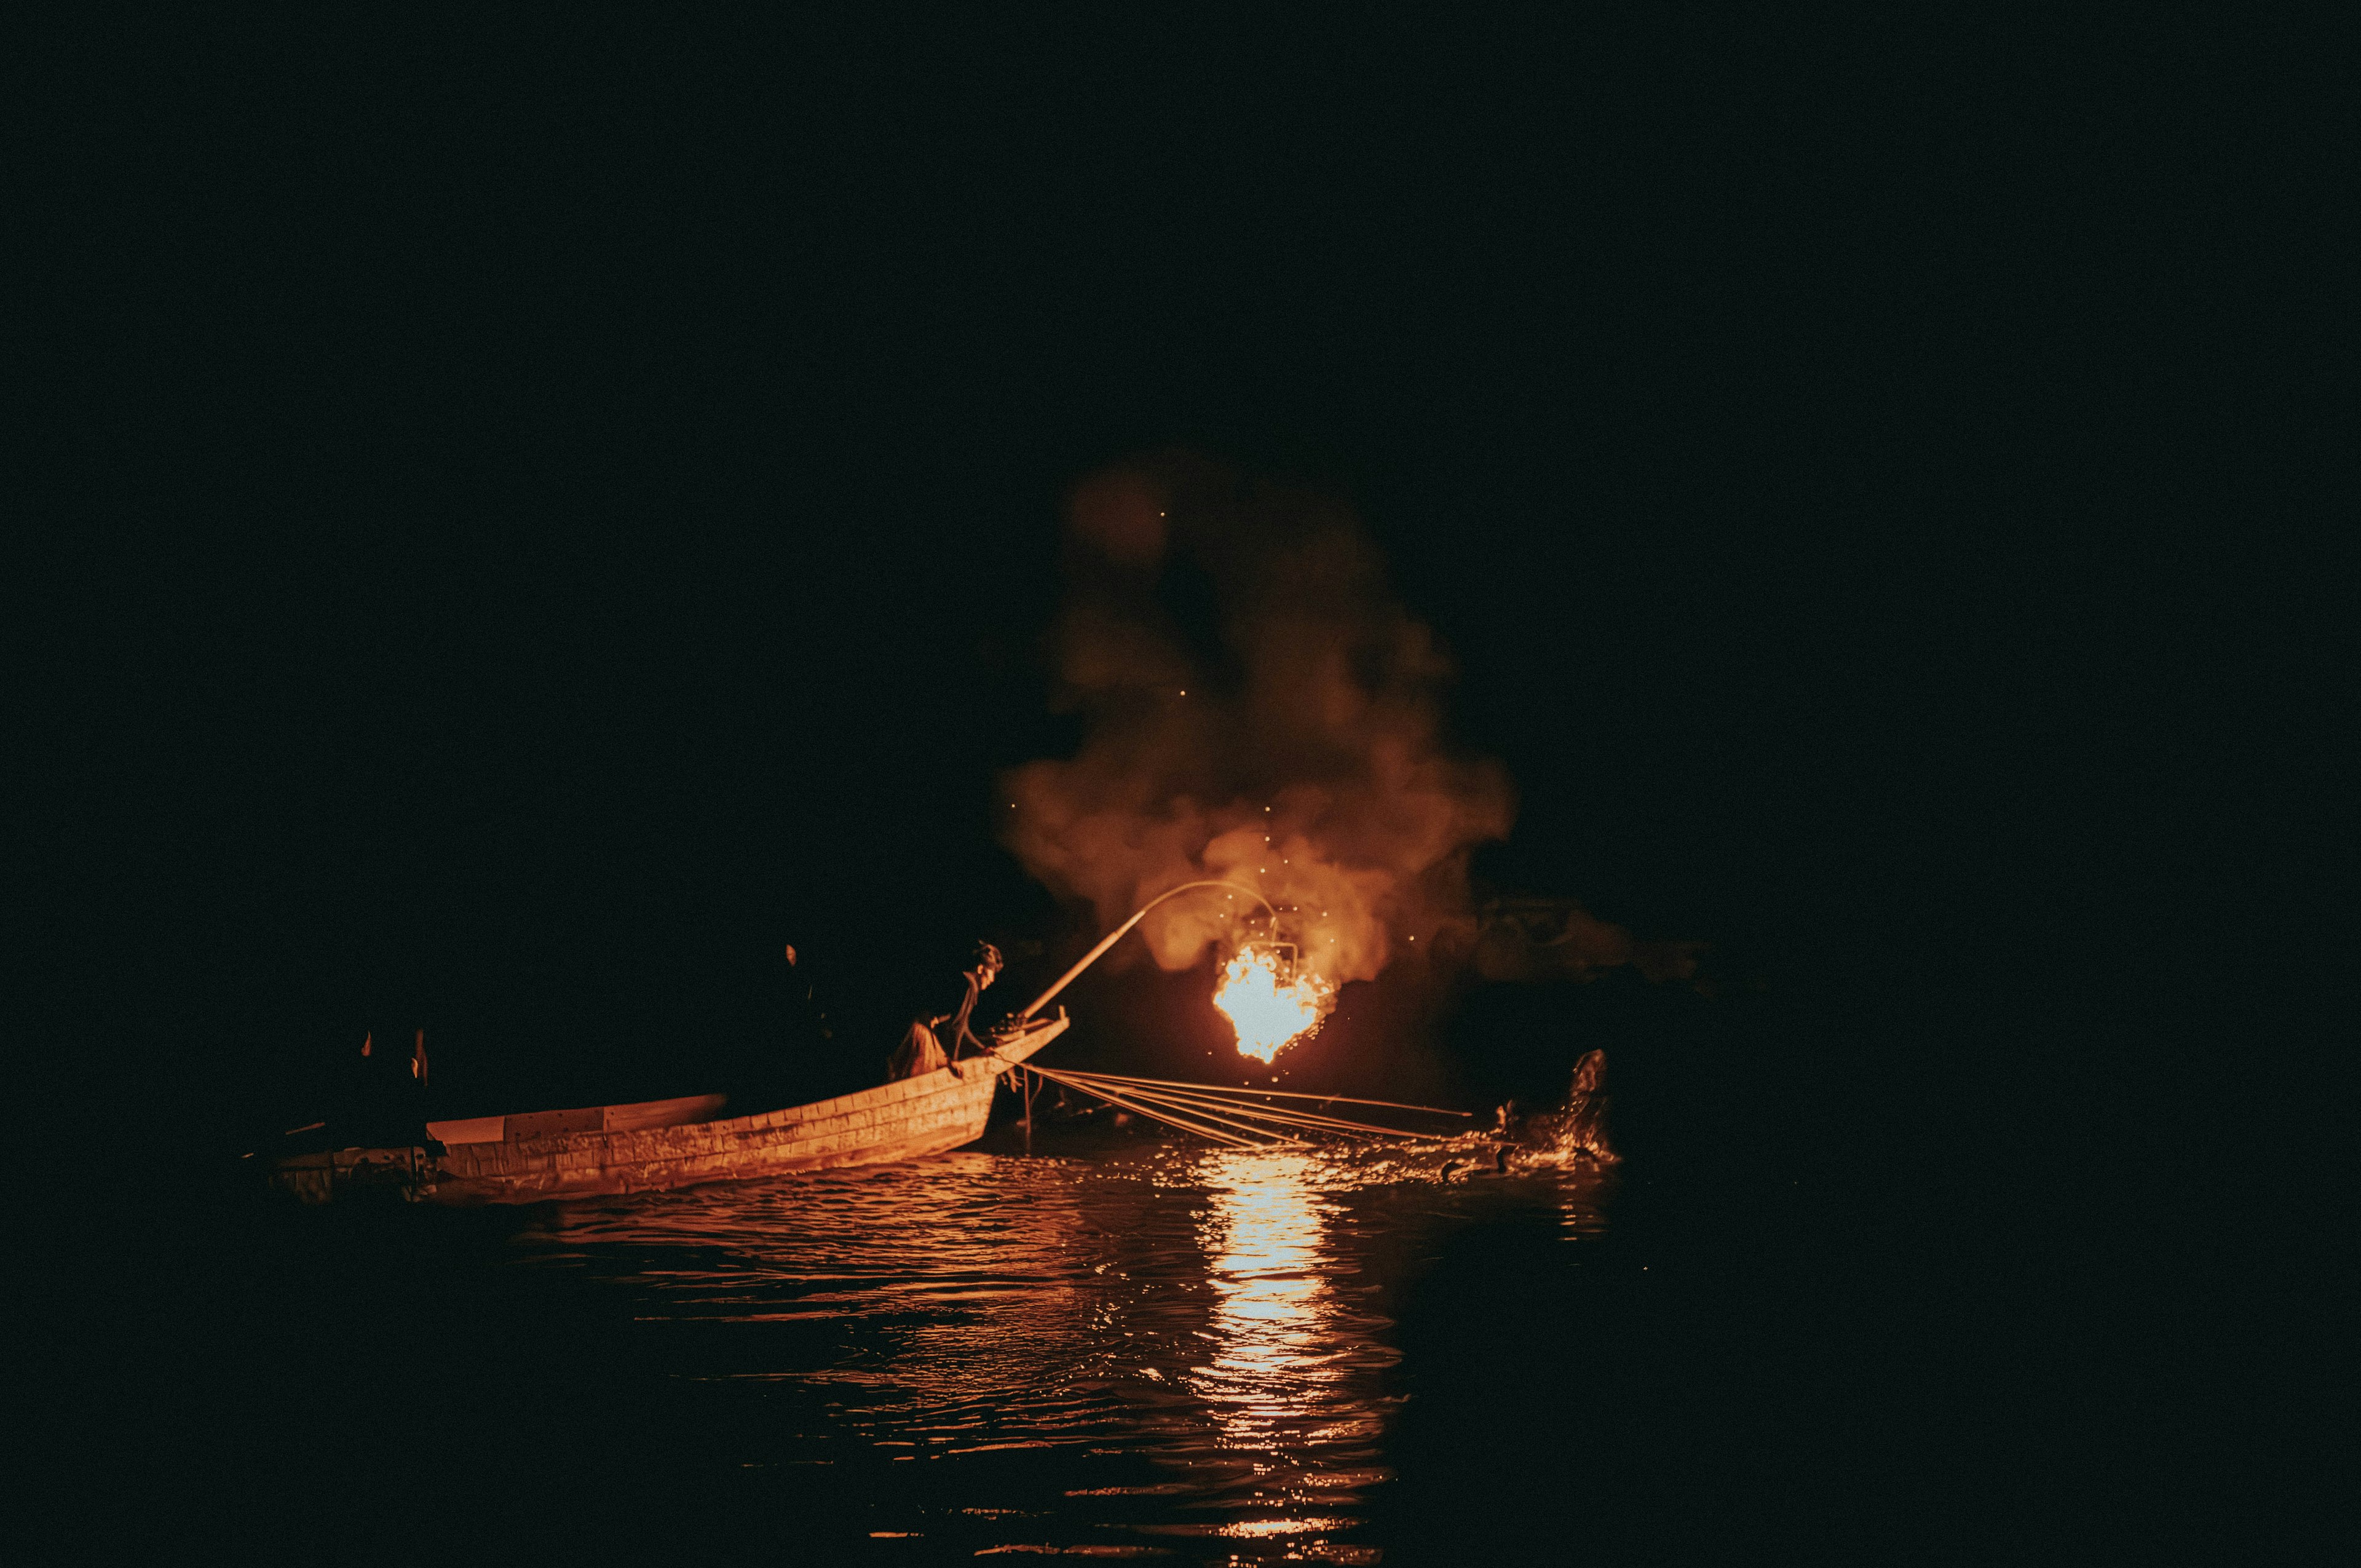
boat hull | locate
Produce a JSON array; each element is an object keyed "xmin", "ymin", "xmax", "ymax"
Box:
[{"xmin": 270, "ymin": 1016, "xmax": 1067, "ymax": 1206}]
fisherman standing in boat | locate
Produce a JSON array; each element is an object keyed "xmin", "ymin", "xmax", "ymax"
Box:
[
  {"xmin": 888, "ymin": 941, "xmax": 1003, "ymax": 1079},
  {"xmin": 727, "ymin": 939, "xmax": 842, "ymax": 1108},
  {"xmin": 344, "ymin": 1027, "xmax": 434, "ymax": 1148},
  {"xmin": 777, "ymin": 941, "xmax": 837, "ymax": 1049}
]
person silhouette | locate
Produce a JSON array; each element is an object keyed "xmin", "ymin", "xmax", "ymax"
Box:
[{"xmin": 887, "ymin": 941, "xmax": 1003, "ymax": 1079}]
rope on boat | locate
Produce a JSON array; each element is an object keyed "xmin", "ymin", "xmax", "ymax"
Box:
[
  {"xmin": 1027, "ymin": 1067, "xmax": 1267, "ymax": 1146},
  {"xmin": 1062, "ymin": 1079, "xmax": 1445, "ymax": 1141},
  {"xmin": 1019, "ymin": 1063, "xmax": 1467, "ymax": 1147},
  {"xmin": 1050, "ymin": 1069, "xmax": 1474, "ymax": 1118}
]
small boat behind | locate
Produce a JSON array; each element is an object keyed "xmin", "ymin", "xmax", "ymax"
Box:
[{"xmin": 269, "ymin": 1013, "xmax": 1070, "ymax": 1206}]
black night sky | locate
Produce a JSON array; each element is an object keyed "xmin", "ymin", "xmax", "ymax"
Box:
[{"xmin": 15, "ymin": 11, "xmax": 2330, "ymax": 1559}]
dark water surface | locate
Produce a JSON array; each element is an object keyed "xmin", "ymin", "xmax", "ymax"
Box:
[
  {"xmin": 114, "ymin": 1112, "xmax": 1896, "ymax": 1562},
  {"xmin": 493, "ymin": 1141, "xmax": 1607, "ymax": 1562}
]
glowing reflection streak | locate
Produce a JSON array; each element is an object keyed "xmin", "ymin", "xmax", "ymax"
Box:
[{"xmin": 1187, "ymin": 1150, "xmax": 1360, "ymax": 1456}]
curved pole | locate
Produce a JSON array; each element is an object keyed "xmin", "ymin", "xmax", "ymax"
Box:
[{"xmin": 1016, "ymin": 879, "xmax": 1278, "ymax": 1020}]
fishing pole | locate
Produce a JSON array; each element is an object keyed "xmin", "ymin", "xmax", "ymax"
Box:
[{"xmin": 1016, "ymin": 879, "xmax": 1279, "ymax": 1021}]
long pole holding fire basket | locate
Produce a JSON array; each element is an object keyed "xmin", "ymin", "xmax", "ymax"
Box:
[{"xmin": 1016, "ymin": 879, "xmax": 1278, "ymax": 1021}]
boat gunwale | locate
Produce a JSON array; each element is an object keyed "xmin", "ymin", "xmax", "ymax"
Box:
[{"xmin": 271, "ymin": 1015, "xmax": 1070, "ymax": 1205}]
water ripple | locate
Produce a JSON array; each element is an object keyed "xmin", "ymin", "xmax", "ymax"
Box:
[{"xmin": 502, "ymin": 1138, "xmax": 1607, "ymax": 1559}]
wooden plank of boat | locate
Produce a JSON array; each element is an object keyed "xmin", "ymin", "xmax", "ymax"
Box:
[
  {"xmin": 269, "ymin": 1013, "xmax": 1069, "ymax": 1206},
  {"xmin": 424, "ymin": 1091, "xmax": 731, "ymax": 1147}
]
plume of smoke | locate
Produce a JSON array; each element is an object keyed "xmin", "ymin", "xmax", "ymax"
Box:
[{"xmin": 1000, "ymin": 457, "xmax": 1516, "ymax": 993}]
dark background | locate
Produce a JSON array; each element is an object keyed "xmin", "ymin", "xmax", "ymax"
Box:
[{"xmin": 10, "ymin": 9, "xmax": 2333, "ymax": 1557}]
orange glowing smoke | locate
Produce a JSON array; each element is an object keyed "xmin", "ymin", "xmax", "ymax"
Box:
[{"xmin": 1214, "ymin": 947, "xmax": 1335, "ymax": 1063}]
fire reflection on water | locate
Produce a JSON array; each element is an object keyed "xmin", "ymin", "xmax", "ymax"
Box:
[
  {"xmin": 1190, "ymin": 1150, "xmax": 1370, "ymax": 1450},
  {"xmin": 504, "ymin": 1141, "xmax": 1597, "ymax": 1558}
]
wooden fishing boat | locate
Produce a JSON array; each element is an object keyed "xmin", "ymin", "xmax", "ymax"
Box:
[{"xmin": 269, "ymin": 1012, "xmax": 1069, "ymax": 1206}]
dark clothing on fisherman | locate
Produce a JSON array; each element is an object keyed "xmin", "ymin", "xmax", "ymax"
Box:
[
  {"xmin": 775, "ymin": 943, "xmax": 834, "ymax": 1049},
  {"xmin": 887, "ymin": 942, "xmax": 1003, "ymax": 1080},
  {"xmin": 730, "ymin": 942, "xmax": 856, "ymax": 1108},
  {"xmin": 939, "ymin": 968, "xmax": 986, "ymax": 1059},
  {"xmin": 887, "ymin": 973, "xmax": 979, "ymax": 1080},
  {"xmin": 343, "ymin": 1029, "xmax": 432, "ymax": 1147}
]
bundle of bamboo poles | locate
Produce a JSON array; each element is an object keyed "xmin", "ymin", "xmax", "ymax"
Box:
[{"xmin": 1018, "ymin": 1063, "xmax": 1469, "ymax": 1147}]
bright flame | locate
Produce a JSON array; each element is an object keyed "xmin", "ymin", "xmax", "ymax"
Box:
[{"xmin": 1214, "ymin": 947, "xmax": 1334, "ymax": 1063}]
